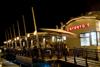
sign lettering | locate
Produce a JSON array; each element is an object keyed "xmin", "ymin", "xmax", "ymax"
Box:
[{"xmin": 67, "ymin": 23, "xmax": 90, "ymax": 31}]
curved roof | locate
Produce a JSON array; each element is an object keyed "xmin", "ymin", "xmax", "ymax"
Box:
[{"xmin": 61, "ymin": 11, "xmax": 100, "ymax": 28}]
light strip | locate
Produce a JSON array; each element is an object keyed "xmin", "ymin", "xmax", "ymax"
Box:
[{"xmin": 61, "ymin": 16, "xmax": 96, "ymax": 28}]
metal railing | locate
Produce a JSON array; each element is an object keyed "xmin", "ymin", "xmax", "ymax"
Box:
[{"xmin": 5, "ymin": 47, "xmax": 100, "ymax": 67}]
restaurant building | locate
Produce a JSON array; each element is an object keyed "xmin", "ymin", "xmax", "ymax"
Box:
[{"xmin": 60, "ymin": 11, "xmax": 100, "ymax": 49}]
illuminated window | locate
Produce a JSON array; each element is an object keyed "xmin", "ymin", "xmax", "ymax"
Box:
[
  {"xmin": 63, "ymin": 36, "xmax": 66, "ymax": 41},
  {"xmin": 97, "ymin": 32, "xmax": 100, "ymax": 46},
  {"xmin": 80, "ymin": 34, "xmax": 84, "ymax": 37},
  {"xmin": 57, "ymin": 39, "xmax": 61, "ymax": 42},
  {"xmin": 85, "ymin": 33, "xmax": 90, "ymax": 37},
  {"xmin": 80, "ymin": 33, "xmax": 90, "ymax": 46},
  {"xmin": 52, "ymin": 36, "xmax": 55, "ymax": 42},
  {"xmin": 91, "ymin": 32, "xmax": 97, "ymax": 46}
]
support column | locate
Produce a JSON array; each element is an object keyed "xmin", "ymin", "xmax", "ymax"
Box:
[
  {"xmin": 43, "ymin": 38, "xmax": 45, "ymax": 48},
  {"xmin": 22, "ymin": 15, "xmax": 29, "ymax": 48},
  {"xmin": 13, "ymin": 24, "xmax": 17, "ymax": 48},
  {"xmin": 17, "ymin": 20, "xmax": 22, "ymax": 48}
]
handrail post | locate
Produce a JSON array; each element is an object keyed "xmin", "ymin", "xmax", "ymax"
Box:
[
  {"xmin": 95, "ymin": 49, "xmax": 98, "ymax": 61},
  {"xmin": 65, "ymin": 48, "xmax": 67, "ymax": 61},
  {"xmin": 57, "ymin": 48, "xmax": 60, "ymax": 60},
  {"xmin": 74, "ymin": 49, "xmax": 77, "ymax": 64},
  {"xmin": 41, "ymin": 48, "xmax": 44, "ymax": 59},
  {"xmin": 85, "ymin": 49, "xmax": 88, "ymax": 66}
]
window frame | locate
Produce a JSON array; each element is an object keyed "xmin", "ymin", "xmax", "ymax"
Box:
[{"xmin": 80, "ymin": 32, "xmax": 90, "ymax": 46}]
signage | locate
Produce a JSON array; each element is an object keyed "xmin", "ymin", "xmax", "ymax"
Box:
[{"xmin": 67, "ymin": 23, "xmax": 90, "ymax": 31}]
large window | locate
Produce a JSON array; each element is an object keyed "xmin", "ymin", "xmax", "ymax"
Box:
[
  {"xmin": 91, "ymin": 32, "xmax": 97, "ymax": 46},
  {"xmin": 80, "ymin": 33, "xmax": 90, "ymax": 46},
  {"xmin": 97, "ymin": 32, "xmax": 100, "ymax": 46}
]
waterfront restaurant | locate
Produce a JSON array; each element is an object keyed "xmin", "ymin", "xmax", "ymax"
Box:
[{"xmin": 60, "ymin": 11, "xmax": 100, "ymax": 49}]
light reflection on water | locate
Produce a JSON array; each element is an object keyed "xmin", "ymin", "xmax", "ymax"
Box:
[
  {"xmin": 33, "ymin": 62, "xmax": 61, "ymax": 67},
  {"xmin": 33, "ymin": 62, "xmax": 51, "ymax": 67}
]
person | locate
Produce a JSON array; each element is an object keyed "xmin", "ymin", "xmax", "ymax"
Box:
[
  {"xmin": 46, "ymin": 43, "xmax": 51, "ymax": 48},
  {"xmin": 33, "ymin": 44, "xmax": 38, "ymax": 58},
  {"xmin": 34, "ymin": 44, "xmax": 37, "ymax": 49},
  {"xmin": 50, "ymin": 44, "xmax": 53, "ymax": 47},
  {"xmin": 46, "ymin": 43, "xmax": 52, "ymax": 57},
  {"xmin": 23, "ymin": 45, "xmax": 27, "ymax": 56},
  {"xmin": 39, "ymin": 43, "xmax": 42, "ymax": 48}
]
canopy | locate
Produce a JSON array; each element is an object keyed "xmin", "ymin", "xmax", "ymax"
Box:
[{"xmin": 40, "ymin": 28, "xmax": 76, "ymax": 38}]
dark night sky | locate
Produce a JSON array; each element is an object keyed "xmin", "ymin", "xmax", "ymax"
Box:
[{"xmin": 1, "ymin": 0, "xmax": 100, "ymax": 46}]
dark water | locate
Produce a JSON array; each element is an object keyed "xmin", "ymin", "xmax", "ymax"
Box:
[
  {"xmin": 32, "ymin": 61, "xmax": 61, "ymax": 67},
  {"xmin": 33, "ymin": 62, "xmax": 51, "ymax": 67}
]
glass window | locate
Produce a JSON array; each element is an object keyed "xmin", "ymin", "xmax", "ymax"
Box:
[
  {"xmin": 81, "ymin": 38, "xmax": 90, "ymax": 46},
  {"xmin": 97, "ymin": 32, "xmax": 100, "ymax": 46},
  {"xmin": 80, "ymin": 34, "xmax": 84, "ymax": 37},
  {"xmin": 63, "ymin": 36, "xmax": 66, "ymax": 41},
  {"xmin": 80, "ymin": 33, "xmax": 90, "ymax": 46},
  {"xmin": 85, "ymin": 33, "xmax": 90, "ymax": 37},
  {"xmin": 91, "ymin": 32, "xmax": 97, "ymax": 46},
  {"xmin": 57, "ymin": 39, "xmax": 61, "ymax": 42}
]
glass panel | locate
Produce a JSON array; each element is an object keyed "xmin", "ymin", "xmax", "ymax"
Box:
[
  {"xmin": 80, "ymin": 34, "xmax": 84, "ymax": 37},
  {"xmin": 63, "ymin": 36, "xmax": 66, "ymax": 41},
  {"xmin": 91, "ymin": 32, "xmax": 97, "ymax": 46},
  {"xmin": 97, "ymin": 32, "xmax": 100, "ymax": 46},
  {"xmin": 85, "ymin": 33, "xmax": 90, "ymax": 37},
  {"xmin": 57, "ymin": 39, "xmax": 61, "ymax": 42},
  {"xmin": 55, "ymin": 36, "xmax": 57, "ymax": 42},
  {"xmin": 80, "ymin": 38, "xmax": 90, "ymax": 46}
]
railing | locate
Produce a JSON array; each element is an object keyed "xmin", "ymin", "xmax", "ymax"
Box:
[{"xmin": 5, "ymin": 47, "xmax": 100, "ymax": 67}]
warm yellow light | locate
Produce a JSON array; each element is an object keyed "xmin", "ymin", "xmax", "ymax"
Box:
[
  {"xmin": 20, "ymin": 39, "xmax": 22, "ymax": 41},
  {"xmin": 17, "ymin": 37, "xmax": 19, "ymax": 40},
  {"xmin": 4, "ymin": 41, "xmax": 7, "ymax": 44},
  {"xmin": 7, "ymin": 41, "xmax": 9, "ymax": 42},
  {"xmin": 27, "ymin": 34, "xmax": 30, "ymax": 37},
  {"xmin": 25, "ymin": 37, "xmax": 27, "ymax": 40},
  {"xmin": 9, "ymin": 40, "xmax": 11, "ymax": 42},
  {"xmin": 14, "ymin": 38, "xmax": 16, "ymax": 41},
  {"xmin": 34, "ymin": 31, "xmax": 37, "ymax": 35}
]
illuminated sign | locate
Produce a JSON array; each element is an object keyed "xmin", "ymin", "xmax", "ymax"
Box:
[{"xmin": 67, "ymin": 23, "xmax": 90, "ymax": 31}]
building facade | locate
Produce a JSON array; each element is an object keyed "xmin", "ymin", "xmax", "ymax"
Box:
[{"xmin": 61, "ymin": 11, "xmax": 100, "ymax": 49}]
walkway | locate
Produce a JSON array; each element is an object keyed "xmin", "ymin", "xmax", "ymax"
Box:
[
  {"xmin": 59, "ymin": 57, "xmax": 100, "ymax": 67},
  {"xmin": 36, "ymin": 56, "xmax": 100, "ymax": 67},
  {"xmin": 1, "ymin": 58, "xmax": 20, "ymax": 67}
]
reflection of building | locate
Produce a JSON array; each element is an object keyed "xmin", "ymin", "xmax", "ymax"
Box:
[{"xmin": 60, "ymin": 11, "xmax": 100, "ymax": 49}]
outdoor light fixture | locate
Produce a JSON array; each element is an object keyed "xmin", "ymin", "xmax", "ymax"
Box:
[
  {"xmin": 25, "ymin": 37, "xmax": 27, "ymax": 40},
  {"xmin": 20, "ymin": 39, "xmax": 22, "ymax": 41},
  {"xmin": 43, "ymin": 38, "xmax": 45, "ymax": 41},
  {"xmin": 14, "ymin": 38, "xmax": 16, "ymax": 41},
  {"xmin": 27, "ymin": 34, "xmax": 30, "ymax": 37},
  {"xmin": 4, "ymin": 41, "xmax": 7, "ymax": 44},
  {"xmin": 9, "ymin": 40, "xmax": 11, "ymax": 42},
  {"xmin": 7, "ymin": 41, "xmax": 9, "ymax": 42},
  {"xmin": 34, "ymin": 31, "xmax": 36, "ymax": 35},
  {"xmin": 12, "ymin": 41, "xmax": 14, "ymax": 43},
  {"xmin": 17, "ymin": 37, "xmax": 19, "ymax": 40}
]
